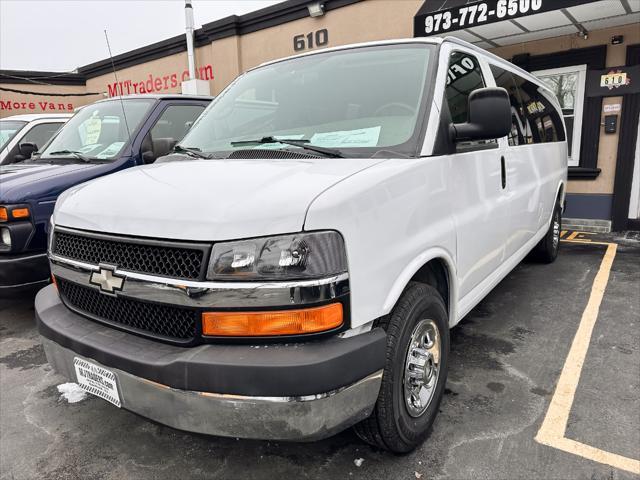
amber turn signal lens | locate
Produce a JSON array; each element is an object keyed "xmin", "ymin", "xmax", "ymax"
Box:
[
  {"xmin": 0, "ymin": 207, "xmax": 7, "ymax": 222},
  {"xmin": 202, "ymin": 303, "xmax": 343, "ymax": 337},
  {"xmin": 11, "ymin": 208, "xmax": 30, "ymax": 219}
]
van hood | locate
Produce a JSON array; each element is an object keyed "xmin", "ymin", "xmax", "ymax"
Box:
[
  {"xmin": 0, "ymin": 162, "xmax": 106, "ymax": 203},
  {"xmin": 54, "ymin": 157, "xmax": 384, "ymax": 241}
]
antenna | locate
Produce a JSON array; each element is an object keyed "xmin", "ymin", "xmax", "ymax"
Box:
[{"xmin": 104, "ymin": 30, "xmax": 133, "ymax": 153}]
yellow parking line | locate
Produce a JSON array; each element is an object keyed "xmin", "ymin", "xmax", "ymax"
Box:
[{"xmin": 535, "ymin": 241, "xmax": 640, "ymax": 475}]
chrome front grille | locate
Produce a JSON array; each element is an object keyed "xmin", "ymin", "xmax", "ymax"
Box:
[
  {"xmin": 57, "ymin": 278, "xmax": 198, "ymax": 341},
  {"xmin": 53, "ymin": 229, "xmax": 208, "ymax": 280}
]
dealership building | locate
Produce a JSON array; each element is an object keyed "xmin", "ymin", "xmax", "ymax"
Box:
[{"xmin": 1, "ymin": 0, "xmax": 639, "ymax": 231}]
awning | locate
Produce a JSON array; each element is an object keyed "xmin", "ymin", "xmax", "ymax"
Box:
[{"xmin": 414, "ymin": 0, "xmax": 640, "ymax": 48}]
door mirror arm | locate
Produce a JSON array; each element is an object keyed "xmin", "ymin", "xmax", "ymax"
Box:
[
  {"xmin": 451, "ymin": 87, "xmax": 512, "ymax": 143},
  {"xmin": 18, "ymin": 142, "xmax": 38, "ymax": 159},
  {"xmin": 141, "ymin": 138, "xmax": 177, "ymax": 164}
]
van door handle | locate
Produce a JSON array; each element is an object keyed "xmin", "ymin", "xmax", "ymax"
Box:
[{"xmin": 500, "ymin": 156, "xmax": 506, "ymax": 189}]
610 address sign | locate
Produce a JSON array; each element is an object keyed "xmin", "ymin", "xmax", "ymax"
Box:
[{"xmin": 293, "ymin": 29, "xmax": 329, "ymax": 51}]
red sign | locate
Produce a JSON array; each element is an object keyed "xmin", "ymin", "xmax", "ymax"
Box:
[
  {"xmin": 0, "ymin": 100, "xmax": 74, "ymax": 112},
  {"xmin": 107, "ymin": 64, "xmax": 213, "ymax": 97}
]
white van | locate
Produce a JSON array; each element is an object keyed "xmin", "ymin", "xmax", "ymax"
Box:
[
  {"xmin": 36, "ymin": 37, "xmax": 567, "ymax": 453},
  {"xmin": 0, "ymin": 113, "xmax": 71, "ymax": 165}
]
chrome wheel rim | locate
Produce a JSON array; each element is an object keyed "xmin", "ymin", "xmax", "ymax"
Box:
[
  {"xmin": 552, "ymin": 212, "xmax": 560, "ymax": 251},
  {"xmin": 403, "ymin": 319, "xmax": 441, "ymax": 417}
]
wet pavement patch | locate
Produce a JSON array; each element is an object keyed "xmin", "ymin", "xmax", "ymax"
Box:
[
  {"xmin": 0, "ymin": 343, "xmax": 46, "ymax": 370},
  {"xmin": 486, "ymin": 382, "xmax": 505, "ymax": 393}
]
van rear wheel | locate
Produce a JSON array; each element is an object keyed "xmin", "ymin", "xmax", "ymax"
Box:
[
  {"xmin": 531, "ymin": 203, "xmax": 561, "ymax": 263},
  {"xmin": 354, "ymin": 282, "xmax": 449, "ymax": 453}
]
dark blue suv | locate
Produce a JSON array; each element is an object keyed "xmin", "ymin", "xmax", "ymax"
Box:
[{"xmin": 0, "ymin": 94, "xmax": 211, "ymax": 295}]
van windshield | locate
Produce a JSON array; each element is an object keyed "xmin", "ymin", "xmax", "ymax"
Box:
[
  {"xmin": 39, "ymin": 99, "xmax": 153, "ymax": 162},
  {"xmin": 179, "ymin": 44, "xmax": 434, "ymax": 158},
  {"xmin": 0, "ymin": 120, "xmax": 27, "ymax": 151}
]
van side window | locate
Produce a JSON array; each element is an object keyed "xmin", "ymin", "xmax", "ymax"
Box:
[
  {"xmin": 21, "ymin": 122, "xmax": 64, "ymax": 151},
  {"xmin": 510, "ymin": 74, "xmax": 566, "ymax": 146},
  {"xmin": 445, "ymin": 52, "xmax": 496, "ymax": 151},
  {"xmin": 4, "ymin": 122, "xmax": 64, "ymax": 164},
  {"xmin": 489, "ymin": 65, "xmax": 526, "ymax": 147},
  {"xmin": 149, "ymin": 105, "xmax": 206, "ymax": 143}
]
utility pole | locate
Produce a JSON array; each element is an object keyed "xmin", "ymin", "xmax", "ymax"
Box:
[{"xmin": 181, "ymin": 0, "xmax": 211, "ymax": 95}]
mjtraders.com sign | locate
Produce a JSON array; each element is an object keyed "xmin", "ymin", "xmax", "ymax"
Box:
[{"xmin": 106, "ymin": 64, "xmax": 213, "ymax": 97}]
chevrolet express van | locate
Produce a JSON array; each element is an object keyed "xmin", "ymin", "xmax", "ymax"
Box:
[
  {"xmin": 36, "ymin": 38, "xmax": 567, "ymax": 453},
  {"xmin": 0, "ymin": 95, "xmax": 211, "ymax": 295}
]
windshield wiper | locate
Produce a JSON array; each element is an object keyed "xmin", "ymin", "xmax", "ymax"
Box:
[
  {"xmin": 172, "ymin": 145, "xmax": 214, "ymax": 159},
  {"xmin": 230, "ymin": 136, "xmax": 343, "ymax": 158},
  {"xmin": 45, "ymin": 150, "xmax": 92, "ymax": 163}
]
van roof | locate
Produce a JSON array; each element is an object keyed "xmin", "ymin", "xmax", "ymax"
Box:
[
  {"xmin": 93, "ymin": 94, "xmax": 214, "ymax": 104},
  {"xmin": 254, "ymin": 36, "xmax": 546, "ymax": 89},
  {"xmin": 0, "ymin": 113, "xmax": 73, "ymax": 122}
]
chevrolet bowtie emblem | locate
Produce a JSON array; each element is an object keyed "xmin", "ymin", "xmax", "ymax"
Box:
[{"xmin": 90, "ymin": 265, "xmax": 125, "ymax": 294}]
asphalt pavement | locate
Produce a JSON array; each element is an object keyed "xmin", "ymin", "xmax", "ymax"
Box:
[{"xmin": 1, "ymin": 232, "xmax": 638, "ymax": 480}]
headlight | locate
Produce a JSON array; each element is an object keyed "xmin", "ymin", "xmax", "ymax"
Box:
[{"xmin": 207, "ymin": 231, "xmax": 347, "ymax": 281}]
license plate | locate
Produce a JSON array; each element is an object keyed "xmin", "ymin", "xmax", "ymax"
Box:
[{"xmin": 73, "ymin": 357, "xmax": 121, "ymax": 408}]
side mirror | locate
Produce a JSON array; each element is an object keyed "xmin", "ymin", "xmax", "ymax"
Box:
[
  {"xmin": 18, "ymin": 142, "xmax": 38, "ymax": 159},
  {"xmin": 451, "ymin": 87, "xmax": 511, "ymax": 142},
  {"xmin": 142, "ymin": 137, "xmax": 177, "ymax": 164}
]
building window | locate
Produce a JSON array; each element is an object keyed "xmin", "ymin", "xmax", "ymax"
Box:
[{"xmin": 533, "ymin": 65, "xmax": 586, "ymax": 167}]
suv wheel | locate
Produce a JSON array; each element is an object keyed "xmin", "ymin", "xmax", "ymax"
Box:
[{"xmin": 354, "ymin": 282, "xmax": 449, "ymax": 453}]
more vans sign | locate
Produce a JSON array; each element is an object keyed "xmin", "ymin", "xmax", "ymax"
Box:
[{"xmin": 0, "ymin": 99, "xmax": 74, "ymax": 112}]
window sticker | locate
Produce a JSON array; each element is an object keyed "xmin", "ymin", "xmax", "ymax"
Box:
[
  {"xmin": 81, "ymin": 116, "xmax": 102, "ymax": 145},
  {"xmin": 95, "ymin": 142, "xmax": 124, "ymax": 159},
  {"xmin": 310, "ymin": 126, "xmax": 381, "ymax": 148}
]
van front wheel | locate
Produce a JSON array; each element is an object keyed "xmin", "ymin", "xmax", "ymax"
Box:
[{"xmin": 354, "ymin": 282, "xmax": 449, "ymax": 453}]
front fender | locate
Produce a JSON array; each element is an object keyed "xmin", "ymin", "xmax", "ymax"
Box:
[
  {"xmin": 382, "ymin": 247, "xmax": 459, "ymax": 328},
  {"xmin": 304, "ymin": 156, "xmax": 457, "ymax": 330}
]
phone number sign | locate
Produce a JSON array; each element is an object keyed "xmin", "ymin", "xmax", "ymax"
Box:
[{"xmin": 414, "ymin": 0, "xmax": 601, "ymax": 37}]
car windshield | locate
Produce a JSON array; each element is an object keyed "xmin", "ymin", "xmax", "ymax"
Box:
[
  {"xmin": 39, "ymin": 99, "xmax": 153, "ymax": 161},
  {"xmin": 0, "ymin": 120, "xmax": 27, "ymax": 151},
  {"xmin": 179, "ymin": 44, "xmax": 434, "ymax": 158}
]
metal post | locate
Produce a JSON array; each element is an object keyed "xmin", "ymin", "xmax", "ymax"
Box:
[{"xmin": 185, "ymin": 0, "xmax": 196, "ymax": 80}]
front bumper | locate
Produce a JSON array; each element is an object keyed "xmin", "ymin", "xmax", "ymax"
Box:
[
  {"xmin": 36, "ymin": 286, "xmax": 386, "ymax": 441},
  {"xmin": 0, "ymin": 250, "xmax": 49, "ymax": 294}
]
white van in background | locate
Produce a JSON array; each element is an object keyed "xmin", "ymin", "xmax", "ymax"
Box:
[
  {"xmin": 0, "ymin": 113, "xmax": 71, "ymax": 165},
  {"xmin": 37, "ymin": 37, "xmax": 567, "ymax": 453}
]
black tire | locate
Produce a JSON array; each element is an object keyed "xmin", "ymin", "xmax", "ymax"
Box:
[
  {"xmin": 354, "ymin": 282, "xmax": 449, "ymax": 453},
  {"xmin": 531, "ymin": 203, "xmax": 561, "ymax": 263}
]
